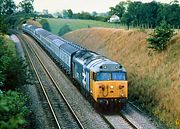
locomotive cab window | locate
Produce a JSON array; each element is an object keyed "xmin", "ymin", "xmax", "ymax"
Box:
[
  {"xmin": 95, "ymin": 71, "xmax": 126, "ymax": 81},
  {"xmin": 96, "ymin": 72, "xmax": 111, "ymax": 81},
  {"xmin": 112, "ymin": 71, "xmax": 126, "ymax": 80}
]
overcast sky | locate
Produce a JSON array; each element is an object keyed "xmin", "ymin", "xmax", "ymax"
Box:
[{"xmin": 14, "ymin": 0, "xmax": 179, "ymax": 13}]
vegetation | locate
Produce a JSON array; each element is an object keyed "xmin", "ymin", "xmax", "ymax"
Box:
[
  {"xmin": 58, "ymin": 24, "xmax": 72, "ymax": 36},
  {"xmin": 0, "ymin": 91, "xmax": 28, "ymax": 129},
  {"xmin": 0, "ymin": 35, "xmax": 30, "ymax": 128},
  {"xmin": 44, "ymin": 1, "xmax": 180, "ymax": 29},
  {"xmin": 0, "ymin": 0, "xmax": 33, "ymax": 128},
  {"xmin": 0, "ymin": 0, "xmax": 34, "ymax": 32},
  {"xmin": 56, "ymin": 9, "xmax": 108, "ymax": 22},
  {"xmin": 45, "ymin": 18, "xmax": 126, "ymax": 35},
  {"xmin": 18, "ymin": 0, "xmax": 34, "ymax": 14},
  {"xmin": 109, "ymin": 0, "xmax": 180, "ymax": 28},
  {"xmin": 147, "ymin": 21, "xmax": 174, "ymax": 51},
  {"xmin": 0, "ymin": 35, "xmax": 29, "ymax": 90},
  {"xmin": 39, "ymin": 19, "xmax": 51, "ymax": 32}
]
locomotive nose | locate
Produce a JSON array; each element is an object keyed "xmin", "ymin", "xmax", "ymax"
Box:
[{"xmin": 96, "ymin": 81, "xmax": 128, "ymax": 99}]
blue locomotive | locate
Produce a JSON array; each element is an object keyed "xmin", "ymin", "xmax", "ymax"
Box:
[{"xmin": 22, "ymin": 24, "xmax": 128, "ymax": 107}]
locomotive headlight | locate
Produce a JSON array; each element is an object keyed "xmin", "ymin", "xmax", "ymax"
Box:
[
  {"xmin": 121, "ymin": 93, "xmax": 124, "ymax": 97},
  {"xmin": 110, "ymin": 85, "xmax": 114, "ymax": 89}
]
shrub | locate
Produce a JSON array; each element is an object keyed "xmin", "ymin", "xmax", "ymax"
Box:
[
  {"xmin": 0, "ymin": 91, "xmax": 29, "ymax": 129},
  {"xmin": 4, "ymin": 58, "xmax": 30, "ymax": 90},
  {"xmin": 58, "ymin": 24, "xmax": 72, "ymax": 36},
  {"xmin": 0, "ymin": 35, "xmax": 30, "ymax": 90},
  {"xmin": 39, "ymin": 19, "xmax": 51, "ymax": 32},
  {"xmin": 147, "ymin": 20, "xmax": 174, "ymax": 52}
]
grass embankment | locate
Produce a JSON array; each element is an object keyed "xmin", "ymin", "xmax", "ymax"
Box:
[
  {"xmin": 46, "ymin": 18, "xmax": 126, "ymax": 35},
  {"xmin": 64, "ymin": 28, "xmax": 180, "ymax": 128}
]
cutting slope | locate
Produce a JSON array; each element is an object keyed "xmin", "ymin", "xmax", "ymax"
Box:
[{"xmin": 64, "ymin": 28, "xmax": 180, "ymax": 128}]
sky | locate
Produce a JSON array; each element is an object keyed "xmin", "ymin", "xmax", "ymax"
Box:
[{"xmin": 14, "ymin": 0, "xmax": 178, "ymax": 13}]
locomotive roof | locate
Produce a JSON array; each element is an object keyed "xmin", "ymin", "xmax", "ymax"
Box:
[
  {"xmin": 73, "ymin": 50, "xmax": 125, "ymax": 72},
  {"xmin": 88, "ymin": 59, "xmax": 126, "ymax": 72}
]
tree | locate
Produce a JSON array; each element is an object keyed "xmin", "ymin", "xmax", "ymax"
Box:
[
  {"xmin": 157, "ymin": 1, "xmax": 180, "ymax": 27},
  {"xmin": 0, "ymin": 16, "xmax": 8, "ymax": 34},
  {"xmin": 67, "ymin": 9, "xmax": 73, "ymax": 18},
  {"xmin": 109, "ymin": 1, "xmax": 126, "ymax": 20},
  {"xmin": 0, "ymin": 0, "xmax": 16, "ymax": 15},
  {"xmin": 18, "ymin": 0, "xmax": 34, "ymax": 14},
  {"xmin": 147, "ymin": 20, "xmax": 174, "ymax": 51},
  {"xmin": 144, "ymin": 1, "xmax": 160, "ymax": 27},
  {"xmin": 39, "ymin": 19, "xmax": 51, "ymax": 32},
  {"xmin": 92, "ymin": 11, "xmax": 97, "ymax": 17},
  {"xmin": 62, "ymin": 9, "xmax": 69, "ymax": 18},
  {"xmin": 58, "ymin": 24, "xmax": 72, "ymax": 36},
  {"xmin": 121, "ymin": 12, "xmax": 132, "ymax": 29}
]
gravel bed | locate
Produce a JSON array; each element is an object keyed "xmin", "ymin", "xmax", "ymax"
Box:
[
  {"xmin": 104, "ymin": 115, "xmax": 133, "ymax": 129},
  {"xmin": 23, "ymin": 34, "xmax": 111, "ymax": 129},
  {"xmin": 121, "ymin": 103, "xmax": 157, "ymax": 129}
]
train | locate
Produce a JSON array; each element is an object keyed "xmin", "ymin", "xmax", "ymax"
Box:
[{"xmin": 22, "ymin": 23, "xmax": 128, "ymax": 108}]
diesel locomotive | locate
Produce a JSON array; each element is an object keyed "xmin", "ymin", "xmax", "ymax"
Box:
[{"xmin": 22, "ymin": 24, "xmax": 128, "ymax": 107}]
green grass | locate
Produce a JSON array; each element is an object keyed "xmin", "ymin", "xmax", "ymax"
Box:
[{"xmin": 45, "ymin": 18, "xmax": 126, "ymax": 35}]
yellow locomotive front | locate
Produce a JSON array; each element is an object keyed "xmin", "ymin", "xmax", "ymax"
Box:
[{"xmin": 89, "ymin": 64, "xmax": 128, "ymax": 107}]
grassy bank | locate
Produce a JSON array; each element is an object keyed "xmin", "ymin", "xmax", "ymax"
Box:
[{"xmin": 63, "ymin": 28, "xmax": 180, "ymax": 128}]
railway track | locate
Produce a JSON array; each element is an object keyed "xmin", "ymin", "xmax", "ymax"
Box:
[
  {"xmin": 101, "ymin": 112, "xmax": 139, "ymax": 129},
  {"xmin": 14, "ymin": 32, "xmax": 84, "ymax": 129}
]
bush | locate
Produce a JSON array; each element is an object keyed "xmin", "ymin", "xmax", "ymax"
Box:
[
  {"xmin": 4, "ymin": 58, "xmax": 29, "ymax": 90},
  {"xmin": 39, "ymin": 19, "xmax": 51, "ymax": 32},
  {"xmin": 0, "ymin": 35, "xmax": 29, "ymax": 90},
  {"xmin": 58, "ymin": 24, "xmax": 72, "ymax": 36},
  {"xmin": 0, "ymin": 91, "xmax": 29, "ymax": 129},
  {"xmin": 147, "ymin": 20, "xmax": 174, "ymax": 52}
]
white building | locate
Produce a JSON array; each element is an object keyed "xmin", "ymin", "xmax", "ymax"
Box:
[{"xmin": 108, "ymin": 15, "xmax": 120, "ymax": 23}]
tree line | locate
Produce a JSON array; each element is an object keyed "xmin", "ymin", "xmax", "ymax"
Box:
[
  {"xmin": 44, "ymin": 9, "xmax": 109, "ymax": 22},
  {"xmin": 41, "ymin": 0, "xmax": 180, "ymax": 29},
  {"xmin": 109, "ymin": 0, "xmax": 180, "ymax": 28}
]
